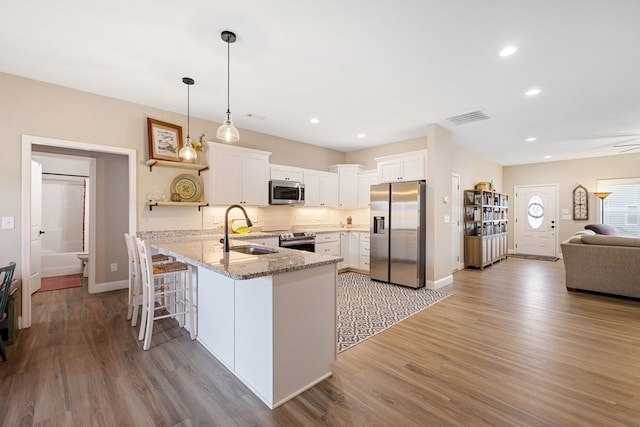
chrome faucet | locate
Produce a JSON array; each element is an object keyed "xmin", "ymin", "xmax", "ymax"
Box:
[{"xmin": 223, "ymin": 204, "xmax": 253, "ymax": 252}]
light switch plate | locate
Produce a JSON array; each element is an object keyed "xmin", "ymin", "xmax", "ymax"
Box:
[{"xmin": 2, "ymin": 216, "xmax": 15, "ymax": 229}]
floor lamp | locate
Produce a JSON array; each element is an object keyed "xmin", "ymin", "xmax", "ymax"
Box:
[{"xmin": 593, "ymin": 192, "xmax": 612, "ymax": 224}]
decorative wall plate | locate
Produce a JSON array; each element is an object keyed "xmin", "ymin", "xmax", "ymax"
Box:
[{"xmin": 171, "ymin": 174, "xmax": 202, "ymax": 202}]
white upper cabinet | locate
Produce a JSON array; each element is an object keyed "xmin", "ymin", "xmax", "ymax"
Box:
[
  {"xmin": 329, "ymin": 164, "xmax": 364, "ymax": 208},
  {"xmin": 269, "ymin": 164, "xmax": 304, "ymax": 182},
  {"xmin": 357, "ymin": 170, "xmax": 377, "ymax": 207},
  {"xmin": 205, "ymin": 142, "xmax": 271, "ymax": 206},
  {"xmin": 375, "ymin": 150, "xmax": 427, "ymax": 183},
  {"xmin": 303, "ymin": 170, "xmax": 338, "ymax": 207}
]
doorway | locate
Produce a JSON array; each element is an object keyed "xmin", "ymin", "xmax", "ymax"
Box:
[
  {"xmin": 514, "ymin": 184, "xmax": 559, "ymax": 257},
  {"xmin": 32, "ymin": 153, "xmax": 93, "ymax": 291},
  {"xmin": 20, "ymin": 135, "xmax": 137, "ymax": 328}
]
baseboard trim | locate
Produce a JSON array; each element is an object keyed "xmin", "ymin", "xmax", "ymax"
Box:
[
  {"xmin": 90, "ymin": 279, "xmax": 128, "ymax": 294},
  {"xmin": 427, "ymin": 274, "xmax": 453, "ymax": 290}
]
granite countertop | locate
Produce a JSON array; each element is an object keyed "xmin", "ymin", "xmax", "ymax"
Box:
[{"xmin": 149, "ymin": 235, "xmax": 342, "ymax": 280}]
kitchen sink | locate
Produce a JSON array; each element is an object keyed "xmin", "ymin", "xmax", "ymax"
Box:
[{"xmin": 230, "ymin": 245, "xmax": 280, "ymax": 255}]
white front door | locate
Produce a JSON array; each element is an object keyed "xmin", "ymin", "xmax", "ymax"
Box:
[
  {"xmin": 515, "ymin": 184, "xmax": 558, "ymax": 257},
  {"xmin": 451, "ymin": 174, "xmax": 461, "ymax": 271},
  {"xmin": 30, "ymin": 160, "xmax": 42, "ymax": 294}
]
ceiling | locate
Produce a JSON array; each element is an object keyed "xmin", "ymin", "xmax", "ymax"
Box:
[{"xmin": 2, "ymin": 1, "xmax": 640, "ymax": 166}]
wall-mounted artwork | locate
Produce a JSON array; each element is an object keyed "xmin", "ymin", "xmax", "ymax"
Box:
[
  {"xmin": 147, "ymin": 117, "xmax": 183, "ymax": 161},
  {"xmin": 572, "ymin": 184, "xmax": 589, "ymax": 220}
]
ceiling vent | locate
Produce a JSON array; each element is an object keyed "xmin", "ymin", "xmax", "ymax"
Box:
[{"xmin": 444, "ymin": 110, "xmax": 490, "ymax": 126}]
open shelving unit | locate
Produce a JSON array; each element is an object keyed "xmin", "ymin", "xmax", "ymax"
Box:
[
  {"xmin": 463, "ymin": 189, "xmax": 508, "ymax": 270},
  {"xmin": 144, "ymin": 159, "xmax": 209, "ymax": 175},
  {"xmin": 145, "ymin": 201, "xmax": 209, "ymax": 211},
  {"xmin": 144, "ymin": 158, "xmax": 209, "ymax": 210}
]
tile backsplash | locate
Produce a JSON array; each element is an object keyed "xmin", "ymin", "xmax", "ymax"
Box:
[{"xmin": 202, "ymin": 206, "xmax": 369, "ymax": 231}]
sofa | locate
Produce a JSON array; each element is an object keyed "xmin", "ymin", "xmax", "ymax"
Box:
[{"xmin": 561, "ymin": 233, "xmax": 640, "ymax": 298}]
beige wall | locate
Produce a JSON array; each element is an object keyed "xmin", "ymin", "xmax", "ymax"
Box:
[
  {"xmin": 426, "ymin": 124, "xmax": 454, "ymax": 283},
  {"xmin": 452, "ymin": 144, "xmax": 504, "ymax": 193},
  {"xmin": 504, "ymin": 153, "xmax": 640, "ymax": 252},
  {"xmin": 0, "ymin": 72, "xmax": 345, "ymax": 283}
]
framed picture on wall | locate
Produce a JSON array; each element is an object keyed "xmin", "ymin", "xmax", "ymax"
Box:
[
  {"xmin": 572, "ymin": 184, "xmax": 589, "ymax": 220},
  {"xmin": 147, "ymin": 117, "xmax": 183, "ymax": 161}
]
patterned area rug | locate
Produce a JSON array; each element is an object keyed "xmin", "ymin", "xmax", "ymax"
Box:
[
  {"xmin": 337, "ymin": 273, "xmax": 451, "ymax": 352},
  {"xmin": 39, "ymin": 274, "xmax": 82, "ymax": 292}
]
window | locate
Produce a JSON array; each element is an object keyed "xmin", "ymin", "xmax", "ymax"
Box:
[
  {"xmin": 527, "ymin": 195, "xmax": 544, "ymax": 229},
  {"xmin": 597, "ymin": 178, "xmax": 640, "ymax": 237}
]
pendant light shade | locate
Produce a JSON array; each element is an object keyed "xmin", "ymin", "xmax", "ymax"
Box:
[
  {"xmin": 179, "ymin": 77, "xmax": 198, "ymax": 162},
  {"xmin": 216, "ymin": 30, "xmax": 240, "ymax": 142}
]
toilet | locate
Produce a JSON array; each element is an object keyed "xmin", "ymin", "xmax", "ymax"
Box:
[{"xmin": 77, "ymin": 253, "xmax": 89, "ymax": 278}]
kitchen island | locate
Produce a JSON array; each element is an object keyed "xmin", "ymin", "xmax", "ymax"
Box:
[{"xmin": 148, "ymin": 234, "xmax": 341, "ymax": 409}]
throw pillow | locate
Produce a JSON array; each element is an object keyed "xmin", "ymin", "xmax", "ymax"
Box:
[{"xmin": 584, "ymin": 224, "xmax": 619, "ymax": 235}]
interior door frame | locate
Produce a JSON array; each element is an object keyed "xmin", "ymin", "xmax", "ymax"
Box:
[
  {"xmin": 451, "ymin": 173, "xmax": 462, "ymax": 271},
  {"xmin": 20, "ymin": 135, "xmax": 137, "ymax": 329},
  {"xmin": 513, "ymin": 183, "xmax": 559, "ymax": 257}
]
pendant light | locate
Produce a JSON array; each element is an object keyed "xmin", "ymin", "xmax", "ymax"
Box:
[
  {"xmin": 179, "ymin": 77, "xmax": 198, "ymax": 162},
  {"xmin": 216, "ymin": 30, "xmax": 240, "ymax": 142}
]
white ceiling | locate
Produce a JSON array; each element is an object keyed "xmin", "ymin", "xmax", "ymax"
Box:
[{"xmin": 2, "ymin": 1, "xmax": 640, "ymax": 165}]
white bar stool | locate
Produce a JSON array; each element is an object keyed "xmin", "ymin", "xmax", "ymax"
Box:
[
  {"xmin": 124, "ymin": 233, "xmax": 172, "ymax": 327},
  {"xmin": 135, "ymin": 237, "xmax": 196, "ymax": 350}
]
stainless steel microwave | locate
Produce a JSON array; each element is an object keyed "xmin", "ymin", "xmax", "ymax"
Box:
[{"xmin": 269, "ymin": 180, "xmax": 305, "ymax": 205}]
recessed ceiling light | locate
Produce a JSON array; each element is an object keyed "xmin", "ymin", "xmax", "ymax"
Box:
[
  {"xmin": 310, "ymin": 118, "xmax": 320, "ymax": 124},
  {"xmin": 357, "ymin": 133, "xmax": 366, "ymax": 138},
  {"xmin": 544, "ymin": 155, "xmax": 552, "ymax": 159},
  {"xmin": 525, "ymin": 88, "xmax": 542, "ymax": 96},
  {"xmin": 499, "ymin": 46, "xmax": 518, "ymax": 57},
  {"xmin": 525, "ymin": 137, "xmax": 537, "ymax": 142}
]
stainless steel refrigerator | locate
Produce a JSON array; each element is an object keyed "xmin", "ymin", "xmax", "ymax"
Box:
[{"xmin": 370, "ymin": 180, "xmax": 426, "ymax": 288}]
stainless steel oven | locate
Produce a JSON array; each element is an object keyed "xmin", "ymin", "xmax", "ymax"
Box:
[
  {"xmin": 269, "ymin": 180, "xmax": 305, "ymax": 205},
  {"xmin": 279, "ymin": 232, "xmax": 316, "ymax": 252}
]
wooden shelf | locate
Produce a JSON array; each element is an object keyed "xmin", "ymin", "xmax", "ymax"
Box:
[
  {"xmin": 463, "ymin": 189, "xmax": 509, "ymax": 270},
  {"xmin": 145, "ymin": 201, "xmax": 209, "ymax": 211},
  {"xmin": 144, "ymin": 159, "xmax": 209, "ymax": 175}
]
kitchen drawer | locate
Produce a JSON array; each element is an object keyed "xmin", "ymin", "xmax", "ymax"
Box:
[
  {"xmin": 359, "ymin": 233, "xmax": 370, "ymax": 254},
  {"xmin": 359, "ymin": 255, "xmax": 370, "ymax": 271},
  {"xmin": 316, "ymin": 232, "xmax": 340, "ymax": 243},
  {"xmin": 316, "ymin": 240, "xmax": 340, "ymax": 256}
]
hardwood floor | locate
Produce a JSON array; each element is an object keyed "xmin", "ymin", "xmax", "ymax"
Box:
[{"xmin": 1, "ymin": 259, "xmax": 638, "ymax": 426}]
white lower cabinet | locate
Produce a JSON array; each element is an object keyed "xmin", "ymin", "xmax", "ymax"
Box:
[
  {"xmin": 197, "ymin": 268, "xmax": 235, "ymax": 369},
  {"xmin": 316, "ymin": 232, "xmax": 340, "ymax": 256},
  {"xmin": 359, "ymin": 232, "xmax": 370, "ymax": 272},
  {"xmin": 197, "ymin": 264, "xmax": 336, "ymax": 409},
  {"xmin": 336, "ymin": 231, "xmax": 370, "ymax": 272}
]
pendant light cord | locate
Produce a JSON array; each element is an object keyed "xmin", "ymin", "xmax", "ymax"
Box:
[
  {"xmin": 226, "ymin": 37, "xmax": 231, "ymax": 114},
  {"xmin": 187, "ymin": 83, "xmax": 190, "ymax": 138}
]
